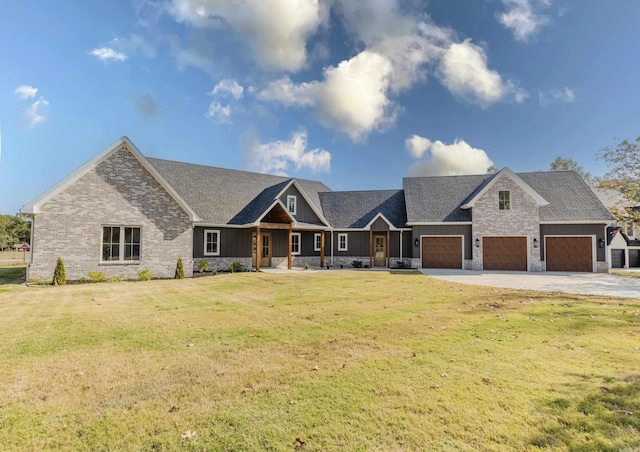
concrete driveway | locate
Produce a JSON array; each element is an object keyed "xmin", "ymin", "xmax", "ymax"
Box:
[{"xmin": 420, "ymin": 269, "xmax": 640, "ymax": 299}]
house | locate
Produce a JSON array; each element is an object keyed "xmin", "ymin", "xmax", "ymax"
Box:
[
  {"xmin": 608, "ymin": 227, "xmax": 640, "ymax": 269},
  {"xmin": 20, "ymin": 137, "xmax": 613, "ymax": 281}
]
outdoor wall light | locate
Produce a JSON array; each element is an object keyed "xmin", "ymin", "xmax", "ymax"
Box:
[
  {"xmin": 533, "ymin": 238, "xmax": 538, "ymax": 248},
  {"xmin": 598, "ymin": 238, "xmax": 605, "ymax": 248},
  {"xmin": 475, "ymin": 238, "xmax": 480, "ymax": 248},
  {"xmin": 415, "ymin": 238, "xmax": 419, "ymax": 247}
]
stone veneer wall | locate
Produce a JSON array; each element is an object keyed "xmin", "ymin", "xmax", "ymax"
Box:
[
  {"xmin": 472, "ymin": 175, "xmax": 543, "ymax": 271},
  {"xmin": 29, "ymin": 146, "xmax": 193, "ymax": 281}
]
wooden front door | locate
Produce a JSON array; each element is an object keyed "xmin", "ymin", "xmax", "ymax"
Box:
[
  {"xmin": 252, "ymin": 233, "xmax": 272, "ymax": 267},
  {"xmin": 374, "ymin": 235, "xmax": 386, "ymax": 267}
]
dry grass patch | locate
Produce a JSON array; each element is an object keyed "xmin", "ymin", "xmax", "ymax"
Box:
[{"xmin": 0, "ymin": 271, "xmax": 638, "ymax": 450}]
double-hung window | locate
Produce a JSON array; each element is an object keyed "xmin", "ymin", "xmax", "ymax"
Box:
[
  {"xmin": 498, "ymin": 190, "xmax": 511, "ymax": 211},
  {"xmin": 314, "ymin": 233, "xmax": 322, "ymax": 251},
  {"xmin": 291, "ymin": 232, "xmax": 301, "ymax": 255},
  {"xmin": 204, "ymin": 230, "xmax": 220, "ymax": 256},
  {"xmin": 338, "ymin": 233, "xmax": 348, "ymax": 251},
  {"xmin": 102, "ymin": 226, "xmax": 141, "ymax": 262}
]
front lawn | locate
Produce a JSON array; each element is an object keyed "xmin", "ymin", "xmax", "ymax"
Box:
[{"xmin": 0, "ymin": 271, "xmax": 638, "ymax": 450}]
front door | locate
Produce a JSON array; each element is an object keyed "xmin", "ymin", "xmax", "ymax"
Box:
[
  {"xmin": 374, "ymin": 235, "xmax": 386, "ymax": 267},
  {"xmin": 252, "ymin": 233, "xmax": 272, "ymax": 267}
]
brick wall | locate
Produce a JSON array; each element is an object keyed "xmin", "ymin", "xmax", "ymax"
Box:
[
  {"xmin": 472, "ymin": 175, "xmax": 542, "ymax": 271},
  {"xmin": 29, "ymin": 145, "xmax": 193, "ymax": 281}
]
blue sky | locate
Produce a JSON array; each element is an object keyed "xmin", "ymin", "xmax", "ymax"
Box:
[{"xmin": 1, "ymin": 0, "xmax": 638, "ymax": 214}]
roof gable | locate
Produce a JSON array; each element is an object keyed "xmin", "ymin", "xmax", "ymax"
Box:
[
  {"xmin": 275, "ymin": 179, "xmax": 330, "ymax": 226},
  {"xmin": 21, "ymin": 137, "xmax": 201, "ymax": 221},
  {"xmin": 461, "ymin": 168, "xmax": 548, "ymax": 209},
  {"xmin": 319, "ymin": 190, "xmax": 407, "ymax": 229}
]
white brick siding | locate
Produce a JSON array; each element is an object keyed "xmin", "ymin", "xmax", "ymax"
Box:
[{"xmin": 29, "ymin": 146, "xmax": 193, "ymax": 281}]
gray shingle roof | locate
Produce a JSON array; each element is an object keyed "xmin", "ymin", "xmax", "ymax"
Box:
[
  {"xmin": 403, "ymin": 170, "xmax": 612, "ymax": 223},
  {"xmin": 319, "ymin": 190, "xmax": 407, "ymax": 228},
  {"xmin": 146, "ymin": 158, "xmax": 331, "ymax": 225}
]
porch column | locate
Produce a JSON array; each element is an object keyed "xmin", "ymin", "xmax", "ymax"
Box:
[
  {"xmin": 387, "ymin": 229, "xmax": 390, "ymax": 268},
  {"xmin": 256, "ymin": 226, "xmax": 261, "ymax": 272},
  {"xmin": 369, "ymin": 230, "xmax": 373, "ymax": 268},
  {"xmin": 320, "ymin": 230, "xmax": 325, "ymax": 268},
  {"xmin": 288, "ymin": 226, "xmax": 292, "ymax": 270},
  {"xmin": 331, "ymin": 230, "xmax": 334, "ymax": 267},
  {"xmin": 400, "ymin": 230, "xmax": 403, "ymax": 261}
]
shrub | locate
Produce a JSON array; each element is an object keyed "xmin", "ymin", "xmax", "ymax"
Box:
[
  {"xmin": 107, "ymin": 275, "xmax": 124, "ymax": 283},
  {"xmin": 228, "ymin": 261, "xmax": 244, "ymax": 273},
  {"xmin": 52, "ymin": 257, "xmax": 66, "ymax": 285},
  {"xmin": 351, "ymin": 260, "xmax": 363, "ymax": 269},
  {"xmin": 198, "ymin": 260, "xmax": 210, "ymax": 273},
  {"xmin": 137, "ymin": 268, "xmax": 153, "ymax": 281},
  {"xmin": 304, "ymin": 263, "xmax": 310, "ymax": 270},
  {"xmin": 175, "ymin": 257, "xmax": 185, "ymax": 279},
  {"xmin": 88, "ymin": 271, "xmax": 106, "ymax": 282},
  {"xmin": 396, "ymin": 260, "xmax": 409, "ymax": 269}
]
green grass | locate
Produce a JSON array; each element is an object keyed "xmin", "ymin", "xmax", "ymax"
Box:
[
  {"xmin": 610, "ymin": 269, "xmax": 640, "ymax": 279},
  {"xmin": 0, "ymin": 266, "xmax": 26, "ymax": 285},
  {"xmin": 0, "ymin": 271, "xmax": 638, "ymax": 451}
]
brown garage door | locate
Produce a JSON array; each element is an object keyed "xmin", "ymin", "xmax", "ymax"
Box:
[
  {"xmin": 422, "ymin": 236, "xmax": 462, "ymax": 269},
  {"xmin": 483, "ymin": 236, "xmax": 527, "ymax": 271},
  {"xmin": 545, "ymin": 237, "xmax": 593, "ymax": 272}
]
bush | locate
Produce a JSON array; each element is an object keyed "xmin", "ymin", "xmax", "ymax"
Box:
[
  {"xmin": 107, "ymin": 275, "xmax": 124, "ymax": 283},
  {"xmin": 88, "ymin": 271, "xmax": 106, "ymax": 282},
  {"xmin": 396, "ymin": 260, "xmax": 410, "ymax": 269},
  {"xmin": 198, "ymin": 260, "xmax": 210, "ymax": 273},
  {"xmin": 304, "ymin": 263, "xmax": 310, "ymax": 270},
  {"xmin": 52, "ymin": 257, "xmax": 66, "ymax": 285},
  {"xmin": 137, "ymin": 268, "xmax": 153, "ymax": 281},
  {"xmin": 175, "ymin": 257, "xmax": 185, "ymax": 279},
  {"xmin": 228, "ymin": 261, "xmax": 244, "ymax": 273},
  {"xmin": 351, "ymin": 260, "xmax": 363, "ymax": 269}
]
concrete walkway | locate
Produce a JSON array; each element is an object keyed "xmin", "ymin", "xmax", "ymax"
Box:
[{"xmin": 420, "ymin": 269, "xmax": 640, "ymax": 299}]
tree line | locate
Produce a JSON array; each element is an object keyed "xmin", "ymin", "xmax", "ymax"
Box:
[{"xmin": 0, "ymin": 215, "xmax": 30, "ymax": 251}]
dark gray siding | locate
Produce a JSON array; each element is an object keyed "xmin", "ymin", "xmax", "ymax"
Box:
[
  {"xmin": 194, "ymin": 227, "xmax": 253, "ymax": 258},
  {"xmin": 371, "ymin": 217, "xmax": 389, "ymax": 231},
  {"xmin": 540, "ymin": 224, "xmax": 606, "ymax": 262},
  {"xmin": 411, "ymin": 225, "xmax": 473, "ymax": 260},
  {"xmin": 279, "ymin": 185, "xmax": 323, "ymax": 225},
  {"xmin": 333, "ymin": 231, "xmax": 370, "ymax": 256},
  {"xmin": 299, "ymin": 231, "xmax": 331, "ymax": 257}
]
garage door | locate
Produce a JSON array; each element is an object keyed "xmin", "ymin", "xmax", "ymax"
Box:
[
  {"xmin": 422, "ymin": 236, "xmax": 462, "ymax": 269},
  {"xmin": 611, "ymin": 249, "xmax": 625, "ymax": 269},
  {"xmin": 483, "ymin": 236, "xmax": 527, "ymax": 271},
  {"xmin": 545, "ymin": 236, "xmax": 593, "ymax": 272}
]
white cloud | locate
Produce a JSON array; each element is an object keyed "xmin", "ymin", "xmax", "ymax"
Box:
[
  {"xmin": 169, "ymin": 0, "xmax": 328, "ymax": 72},
  {"xmin": 498, "ymin": 0, "xmax": 550, "ymax": 42},
  {"xmin": 25, "ymin": 97, "xmax": 49, "ymax": 129},
  {"xmin": 260, "ymin": 51, "xmax": 395, "ymax": 141},
  {"xmin": 405, "ymin": 135, "xmax": 431, "ymax": 159},
  {"xmin": 89, "ymin": 34, "xmax": 155, "ymax": 63},
  {"xmin": 14, "ymin": 85, "xmax": 38, "ymax": 99},
  {"xmin": 210, "ymin": 79, "xmax": 244, "ymax": 99},
  {"xmin": 205, "ymin": 101, "xmax": 232, "ymax": 124},
  {"xmin": 90, "ymin": 47, "xmax": 128, "ymax": 62},
  {"xmin": 407, "ymin": 136, "xmax": 494, "ymax": 177},
  {"xmin": 538, "ymin": 87, "xmax": 575, "ymax": 107},
  {"xmin": 437, "ymin": 40, "xmax": 507, "ymax": 108},
  {"xmin": 248, "ymin": 130, "xmax": 330, "ymax": 175}
]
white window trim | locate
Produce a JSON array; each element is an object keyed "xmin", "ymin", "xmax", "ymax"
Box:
[
  {"xmin": 498, "ymin": 190, "xmax": 511, "ymax": 211},
  {"xmin": 291, "ymin": 232, "xmax": 301, "ymax": 255},
  {"xmin": 100, "ymin": 225, "xmax": 142, "ymax": 263},
  {"xmin": 204, "ymin": 229, "xmax": 221, "ymax": 256},
  {"xmin": 287, "ymin": 195, "xmax": 297, "ymax": 215},
  {"xmin": 338, "ymin": 233, "xmax": 348, "ymax": 251},
  {"xmin": 314, "ymin": 233, "xmax": 322, "ymax": 251}
]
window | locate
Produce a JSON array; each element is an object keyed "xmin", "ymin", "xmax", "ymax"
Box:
[
  {"xmin": 287, "ymin": 195, "xmax": 297, "ymax": 215},
  {"xmin": 314, "ymin": 233, "xmax": 322, "ymax": 251},
  {"xmin": 291, "ymin": 232, "xmax": 301, "ymax": 255},
  {"xmin": 498, "ymin": 190, "xmax": 511, "ymax": 211},
  {"xmin": 204, "ymin": 230, "xmax": 220, "ymax": 256},
  {"xmin": 102, "ymin": 226, "xmax": 140, "ymax": 262},
  {"xmin": 338, "ymin": 233, "xmax": 348, "ymax": 251}
]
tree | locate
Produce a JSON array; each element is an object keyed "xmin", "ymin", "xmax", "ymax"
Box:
[
  {"xmin": 175, "ymin": 257, "xmax": 185, "ymax": 279},
  {"xmin": 597, "ymin": 137, "xmax": 640, "ymax": 228},
  {"xmin": 0, "ymin": 215, "xmax": 31, "ymax": 251},
  {"xmin": 549, "ymin": 156, "xmax": 592, "ymax": 183},
  {"xmin": 52, "ymin": 257, "xmax": 66, "ymax": 285}
]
